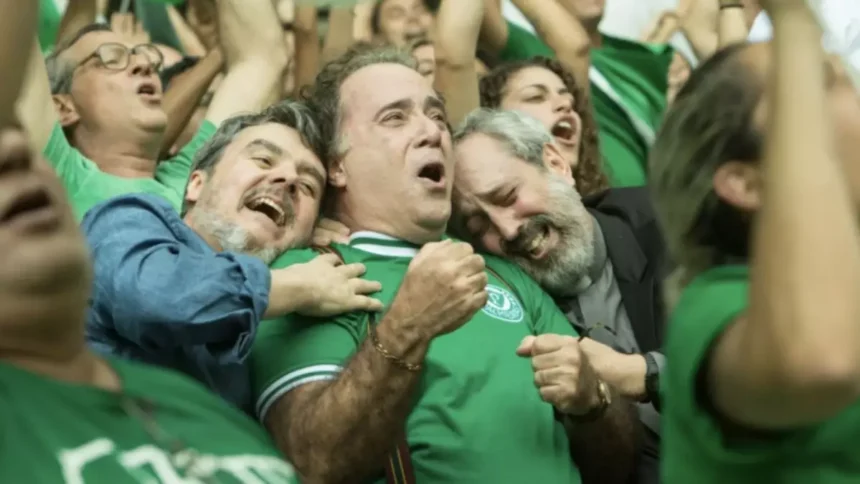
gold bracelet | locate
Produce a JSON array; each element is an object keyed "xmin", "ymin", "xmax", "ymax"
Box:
[{"xmin": 367, "ymin": 320, "xmax": 422, "ymax": 372}]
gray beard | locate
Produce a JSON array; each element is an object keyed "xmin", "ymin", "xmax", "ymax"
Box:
[
  {"xmin": 190, "ymin": 208, "xmax": 280, "ymax": 265},
  {"xmin": 510, "ymin": 175, "xmax": 596, "ymax": 298}
]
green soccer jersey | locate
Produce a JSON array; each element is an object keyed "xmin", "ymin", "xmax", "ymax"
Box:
[
  {"xmin": 0, "ymin": 357, "xmax": 299, "ymax": 483},
  {"xmin": 42, "ymin": 120, "xmax": 217, "ymax": 220},
  {"xmin": 663, "ymin": 265, "xmax": 860, "ymax": 483},
  {"xmin": 252, "ymin": 231, "xmax": 582, "ymax": 484},
  {"xmin": 498, "ymin": 21, "xmax": 673, "ymax": 188}
]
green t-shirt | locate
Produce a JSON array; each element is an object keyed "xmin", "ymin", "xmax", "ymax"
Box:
[
  {"xmin": 252, "ymin": 231, "xmax": 582, "ymax": 484},
  {"xmin": 38, "ymin": 0, "xmax": 62, "ymax": 53},
  {"xmin": 43, "ymin": 121, "xmax": 216, "ymax": 220},
  {"xmin": 0, "ymin": 357, "xmax": 299, "ymax": 483},
  {"xmin": 499, "ymin": 22, "xmax": 673, "ymax": 188},
  {"xmin": 663, "ymin": 265, "xmax": 860, "ymax": 483}
]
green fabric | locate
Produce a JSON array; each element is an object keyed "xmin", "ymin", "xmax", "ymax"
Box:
[
  {"xmin": 134, "ymin": 0, "xmax": 183, "ymax": 52},
  {"xmin": 0, "ymin": 358, "xmax": 299, "ymax": 483},
  {"xmin": 42, "ymin": 120, "xmax": 217, "ymax": 220},
  {"xmin": 498, "ymin": 21, "xmax": 672, "ymax": 187},
  {"xmin": 252, "ymin": 233, "xmax": 582, "ymax": 484},
  {"xmin": 662, "ymin": 264, "xmax": 860, "ymax": 483},
  {"xmin": 38, "ymin": 0, "xmax": 62, "ymax": 53}
]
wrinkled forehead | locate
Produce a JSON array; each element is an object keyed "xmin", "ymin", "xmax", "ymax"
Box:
[
  {"xmin": 63, "ymin": 30, "xmax": 132, "ymax": 64},
  {"xmin": 339, "ymin": 63, "xmax": 442, "ymax": 119},
  {"xmin": 453, "ymin": 134, "xmax": 520, "ymax": 195},
  {"xmin": 226, "ymin": 122, "xmax": 323, "ymax": 169}
]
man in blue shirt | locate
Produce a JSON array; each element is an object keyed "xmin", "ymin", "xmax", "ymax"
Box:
[{"xmin": 81, "ymin": 100, "xmax": 383, "ymax": 411}]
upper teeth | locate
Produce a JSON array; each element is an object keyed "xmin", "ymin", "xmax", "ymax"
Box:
[
  {"xmin": 556, "ymin": 121, "xmax": 572, "ymax": 130},
  {"xmin": 527, "ymin": 230, "xmax": 547, "ymax": 255},
  {"xmin": 250, "ymin": 197, "xmax": 285, "ymax": 226}
]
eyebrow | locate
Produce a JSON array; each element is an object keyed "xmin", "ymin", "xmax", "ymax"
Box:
[
  {"xmin": 244, "ymin": 139, "xmax": 284, "ymax": 157},
  {"xmin": 297, "ymin": 160, "xmax": 326, "ymax": 188},
  {"xmin": 373, "ymin": 95, "xmax": 448, "ymax": 120},
  {"xmin": 518, "ymin": 83, "xmax": 570, "ymax": 94}
]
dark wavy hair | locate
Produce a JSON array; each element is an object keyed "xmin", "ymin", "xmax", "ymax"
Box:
[{"xmin": 479, "ymin": 56, "xmax": 608, "ymax": 196}]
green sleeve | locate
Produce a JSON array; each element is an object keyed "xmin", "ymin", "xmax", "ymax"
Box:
[
  {"xmin": 485, "ymin": 257, "xmax": 577, "ymax": 337},
  {"xmin": 42, "ymin": 123, "xmax": 96, "ymax": 198},
  {"xmin": 666, "ymin": 265, "xmax": 815, "ymax": 461},
  {"xmin": 251, "ymin": 248, "xmax": 365, "ymax": 421},
  {"xmin": 498, "ymin": 20, "xmax": 555, "ymax": 62},
  {"xmin": 155, "ymin": 120, "xmax": 217, "ymax": 195}
]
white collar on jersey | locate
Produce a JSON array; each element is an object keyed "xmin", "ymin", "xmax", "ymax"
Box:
[{"xmin": 348, "ymin": 231, "xmax": 423, "ymax": 258}]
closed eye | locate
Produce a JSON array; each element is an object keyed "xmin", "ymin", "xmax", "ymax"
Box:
[
  {"xmin": 253, "ymin": 156, "xmax": 273, "ymax": 167},
  {"xmin": 382, "ymin": 111, "xmax": 407, "ymax": 124}
]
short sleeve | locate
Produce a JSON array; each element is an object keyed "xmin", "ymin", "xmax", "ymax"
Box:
[
  {"xmin": 155, "ymin": 120, "xmax": 217, "ymax": 194},
  {"xmin": 42, "ymin": 122, "xmax": 94, "ymax": 196},
  {"xmin": 251, "ymin": 311, "xmax": 364, "ymax": 422},
  {"xmin": 665, "ymin": 265, "xmax": 811, "ymax": 462},
  {"xmin": 252, "ymin": 247, "xmax": 365, "ymax": 421},
  {"xmin": 498, "ymin": 20, "xmax": 555, "ymax": 62},
  {"xmin": 485, "ymin": 257, "xmax": 577, "ymax": 338}
]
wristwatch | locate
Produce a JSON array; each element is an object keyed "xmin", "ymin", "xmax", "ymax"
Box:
[
  {"xmin": 567, "ymin": 380, "xmax": 612, "ymax": 423},
  {"xmin": 643, "ymin": 352, "xmax": 664, "ymax": 404}
]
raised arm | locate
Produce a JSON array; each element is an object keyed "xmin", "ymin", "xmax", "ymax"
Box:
[
  {"xmin": 433, "ymin": 0, "xmax": 483, "ymax": 126},
  {"xmin": 510, "ymin": 0, "xmax": 591, "ymax": 88},
  {"xmin": 16, "ymin": 36, "xmax": 60, "ymax": 153},
  {"xmin": 0, "ymin": 0, "xmax": 37, "ymax": 127},
  {"xmin": 710, "ymin": 1, "xmax": 860, "ymax": 428},
  {"xmin": 56, "ymin": 0, "xmax": 99, "ymax": 47},
  {"xmin": 292, "ymin": 5, "xmax": 321, "ymax": 94},
  {"xmin": 322, "ymin": 6, "xmax": 356, "ymax": 64},
  {"xmin": 204, "ymin": 0, "xmax": 289, "ymax": 126},
  {"xmin": 262, "ymin": 241, "xmax": 487, "ymax": 482}
]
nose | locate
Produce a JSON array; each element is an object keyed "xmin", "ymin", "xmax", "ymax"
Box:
[
  {"xmin": 129, "ymin": 53, "xmax": 155, "ymax": 77},
  {"xmin": 486, "ymin": 207, "xmax": 521, "ymax": 242},
  {"xmin": 0, "ymin": 129, "xmax": 33, "ymax": 176},
  {"xmin": 552, "ymin": 94, "xmax": 573, "ymax": 114},
  {"xmin": 415, "ymin": 113, "xmax": 444, "ymax": 149},
  {"xmin": 270, "ymin": 164, "xmax": 300, "ymax": 197}
]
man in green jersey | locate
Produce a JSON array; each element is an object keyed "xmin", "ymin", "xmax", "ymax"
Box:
[
  {"xmin": 0, "ymin": 29, "xmax": 300, "ymax": 478},
  {"xmin": 649, "ymin": 1, "xmax": 860, "ymax": 482},
  {"xmin": 251, "ymin": 45, "xmax": 639, "ymax": 484},
  {"xmin": 15, "ymin": 0, "xmax": 289, "ymax": 219},
  {"xmin": 479, "ymin": 0, "xmax": 673, "ymax": 187}
]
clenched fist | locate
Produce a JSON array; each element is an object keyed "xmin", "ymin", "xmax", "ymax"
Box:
[
  {"xmin": 388, "ymin": 240, "xmax": 488, "ymax": 339},
  {"xmin": 516, "ymin": 334, "xmax": 604, "ymax": 416}
]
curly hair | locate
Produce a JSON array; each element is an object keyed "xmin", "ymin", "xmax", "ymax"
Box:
[
  {"xmin": 300, "ymin": 44, "xmax": 417, "ymax": 166},
  {"xmin": 479, "ymin": 56, "xmax": 608, "ymax": 196}
]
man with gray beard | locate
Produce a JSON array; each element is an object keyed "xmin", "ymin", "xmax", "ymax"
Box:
[
  {"xmin": 449, "ymin": 109, "xmax": 668, "ymax": 484},
  {"xmin": 81, "ymin": 100, "xmax": 384, "ymax": 412}
]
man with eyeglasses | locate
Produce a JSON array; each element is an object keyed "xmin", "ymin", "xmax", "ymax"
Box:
[{"xmin": 16, "ymin": 0, "xmax": 289, "ymax": 220}]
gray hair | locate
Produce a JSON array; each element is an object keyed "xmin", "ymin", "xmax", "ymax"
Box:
[
  {"xmin": 45, "ymin": 23, "xmax": 113, "ymax": 94},
  {"xmin": 181, "ymin": 100, "xmax": 324, "ymax": 215},
  {"xmin": 453, "ymin": 108, "xmax": 554, "ymax": 168}
]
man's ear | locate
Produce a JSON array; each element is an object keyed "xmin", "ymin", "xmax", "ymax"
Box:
[
  {"xmin": 185, "ymin": 170, "xmax": 209, "ymax": 207},
  {"xmin": 543, "ymin": 142, "xmax": 573, "ymax": 184},
  {"xmin": 328, "ymin": 157, "xmax": 347, "ymax": 188},
  {"xmin": 713, "ymin": 161, "xmax": 762, "ymax": 211},
  {"xmin": 52, "ymin": 94, "xmax": 80, "ymax": 129}
]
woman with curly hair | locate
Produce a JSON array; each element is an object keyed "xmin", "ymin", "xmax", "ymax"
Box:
[{"xmin": 478, "ymin": 56, "xmax": 609, "ymax": 196}]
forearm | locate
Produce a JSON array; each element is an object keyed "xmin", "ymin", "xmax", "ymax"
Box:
[
  {"xmin": 433, "ymin": 0, "xmax": 482, "ymax": 125},
  {"xmin": 564, "ymin": 394, "xmax": 640, "ymax": 484},
  {"xmin": 273, "ymin": 317, "xmax": 429, "ymax": 482},
  {"xmin": 56, "ymin": 0, "xmax": 98, "ymax": 47},
  {"xmin": 511, "ymin": 0, "xmax": 591, "ymax": 85},
  {"xmin": 717, "ymin": 2, "xmax": 749, "ymax": 47},
  {"xmin": 160, "ymin": 49, "xmax": 223, "ymax": 156},
  {"xmin": 205, "ymin": 58, "xmax": 286, "ymax": 125},
  {"xmin": 322, "ymin": 7, "xmax": 355, "ymax": 64},
  {"xmin": 293, "ymin": 6, "xmax": 320, "ymax": 92}
]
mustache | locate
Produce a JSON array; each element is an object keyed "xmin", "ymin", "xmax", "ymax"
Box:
[{"xmin": 505, "ymin": 215, "xmax": 551, "ymax": 256}]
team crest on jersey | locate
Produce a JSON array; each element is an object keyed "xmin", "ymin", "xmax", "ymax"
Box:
[{"xmin": 482, "ymin": 285, "xmax": 524, "ymax": 323}]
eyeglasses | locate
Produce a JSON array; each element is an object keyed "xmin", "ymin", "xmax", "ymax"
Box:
[{"xmin": 76, "ymin": 42, "xmax": 164, "ymax": 74}]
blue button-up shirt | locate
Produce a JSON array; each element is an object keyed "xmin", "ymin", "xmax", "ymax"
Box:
[{"xmin": 81, "ymin": 194, "xmax": 271, "ymax": 412}]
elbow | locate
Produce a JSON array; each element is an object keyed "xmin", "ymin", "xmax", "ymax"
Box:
[{"xmin": 785, "ymin": 351, "xmax": 860, "ymax": 400}]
